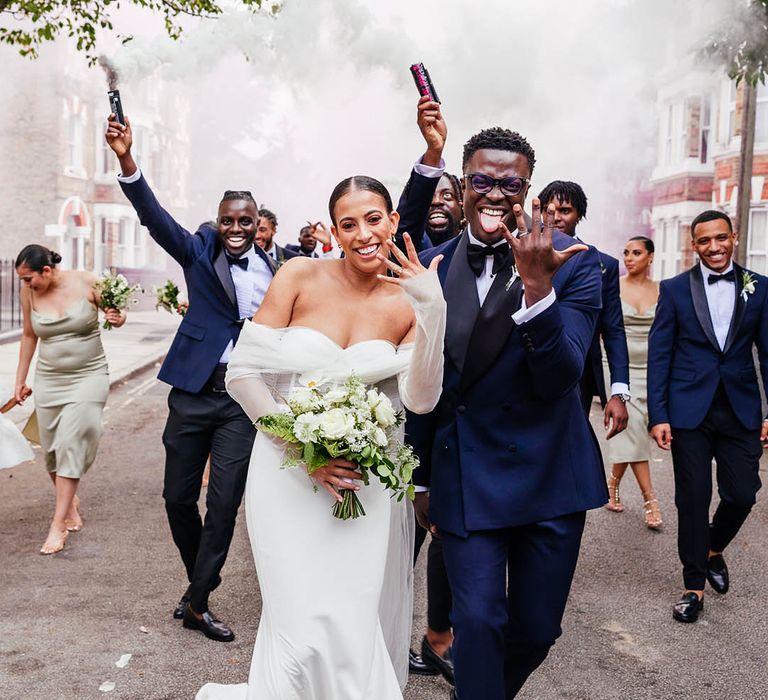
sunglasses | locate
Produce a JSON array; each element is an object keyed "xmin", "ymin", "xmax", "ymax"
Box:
[{"xmin": 463, "ymin": 173, "xmax": 529, "ymax": 197}]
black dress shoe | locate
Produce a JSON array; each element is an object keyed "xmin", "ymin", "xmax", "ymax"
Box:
[
  {"xmin": 409, "ymin": 648, "xmax": 439, "ymax": 676},
  {"xmin": 421, "ymin": 636, "xmax": 455, "ymax": 685},
  {"xmin": 706, "ymin": 554, "xmax": 729, "ymax": 594},
  {"xmin": 173, "ymin": 586, "xmax": 192, "ymax": 620},
  {"xmin": 182, "ymin": 605, "xmax": 235, "ymax": 642},
  {"xmin": 672, "ymin": 592, "xmax": 704, "ymax": 623},
  {"xmin": 173, "ymin": 576, "xmax": 222, "ymax": 620}
]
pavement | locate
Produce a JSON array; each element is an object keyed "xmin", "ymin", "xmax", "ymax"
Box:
[
  {"xmin": 0, "ymin": 310, "xmax": 181, "ymax": 429},
  {"xmin": 1, "ymin": 367, "xmax": 767, "ymax": 699}
]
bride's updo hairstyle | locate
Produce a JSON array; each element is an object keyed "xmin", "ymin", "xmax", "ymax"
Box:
[
  {"xmin": 328, "ymin": 176, "xmax": 393, "ymax": 226},
  {"xmin": 15, "ymin": 244, "xmax": 63, "ymax": 272}
]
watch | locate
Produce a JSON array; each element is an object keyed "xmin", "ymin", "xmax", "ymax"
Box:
[{"xmin": 617, "ymin": 393, "xmax": 630, "ymax": 404}]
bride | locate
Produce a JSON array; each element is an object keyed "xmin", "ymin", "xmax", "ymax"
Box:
[{"xmin": 196, "ymin": 175, "xmax": 446, "ymax": 699}]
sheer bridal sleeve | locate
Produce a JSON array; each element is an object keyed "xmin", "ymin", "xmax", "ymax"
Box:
[
  {"xmin": 225, "ymin": 325, "xmax": 280, "ymax": 422},
  {"xmin": 397, "ymin": 271, "xmax": 446, "ymax": 414}
]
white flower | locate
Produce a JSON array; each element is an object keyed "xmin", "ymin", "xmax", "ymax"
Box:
[
  {"xmin": 323, "ymin": 387, "xmax": 348, "ymax": 405},
  {"xmin": 177, "ymin": 289, "xmax": 188, "ymax": 305},
  {"xmin": 319, "ymin": 408, "xmax": 355, "ymax": 440},
  {"xmin": 293, "ymin": 413, "xmax": 321, "ymax": 443},
  {"xmin": 298, "ymin": 372, "xmax": 329, "ymax": 390},
  {"xmin": 373, "ymin": 394, "xmax": 397, "ymax": 427},
  {"xmin": 371, "ymin": 426, "xmax": 388, "ymax": 447},
  {"xmin": 289, "ymin": 387, "xmax": 316, "ymax": 413},
  {"xmin": 741, "ymin": 271, "xmax": 757, "ymax": 301}
]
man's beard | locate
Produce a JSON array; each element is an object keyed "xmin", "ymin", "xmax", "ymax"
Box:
[{"xmin": 426, "ymin": 211, "xmax": 459, "ymax": 245}]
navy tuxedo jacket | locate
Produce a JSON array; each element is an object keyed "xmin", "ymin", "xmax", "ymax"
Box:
[
  {"xmin": 119, "ymin": 174, "xmax": 276, "ymax": 394},
  {"xmin": 647, "ymin": 263, "xmax": 768, "ymax": 431},
  {"xmin": 581, "ymin": 251, "xmax": 629, "ymax": 405},
  {"xmin": 406, "ymin": 231, "xmax": 607, "ymax": 536},
  {"xmin": 395, "ymin": 168, "xmax": 438, "ymax": 252}
]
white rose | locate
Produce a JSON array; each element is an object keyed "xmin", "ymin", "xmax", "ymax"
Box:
[
  {"xmin": 319, "ymin": 408, "xmax": 355, "ymax": 440},
  {"xmin": 177, "ymin": 289, "xmax": 188, "ymax": 305},
  {"xmin": 373, "ymin": 395, "xmax": 397, "ymax": 427},
  {"xmin": 367, "ymin": 389, "xmax": 381, "ymax": 409},
  {"xmin": 293, "ymin": 413, "xmax": 321, "ymax": 443},
  {"xmin": 371, "ymin": 426, "xmax": 388, "ymax": 447}
]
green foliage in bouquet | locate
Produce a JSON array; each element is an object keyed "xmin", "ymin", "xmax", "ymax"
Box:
[{"xmin": 93, "ymin": 270, "xmax": 141, "ymax": 329}]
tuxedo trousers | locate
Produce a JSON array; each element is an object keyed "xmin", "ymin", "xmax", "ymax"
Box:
[
  {"xmin": 670, "ymin": 387, "xmax": 762, "ymax": 590},
  {"xmin": 414, "ymin": 525, "xmax": 452, "ymax": 633},
  {"xmin": 162, "ymin": 383, "xmax": 256, "ymax": 613},
  {"xmin": 441, "ymin": 511, "xmax": 585, "ymax": 700}
]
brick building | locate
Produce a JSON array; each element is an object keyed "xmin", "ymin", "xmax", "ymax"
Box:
[
  {"xmin": 650, "ymin": 71, "xmax": 768, "ymax": 280},
  {"xmin": 0, "ymin": 41, "xmax": 191, "ymax": 322}
]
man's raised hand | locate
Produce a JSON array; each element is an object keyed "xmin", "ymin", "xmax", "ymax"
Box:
[
  {"xmin": 417, "ymin": 96, "xmax": 447, "ymax": 167},
  {"xmin": 105, "ymin": 113, "xmax": 133, "ymax": 157},
  {"xmin": 498, "ymin": 198, "xmax": 588, "ymax": 306}
]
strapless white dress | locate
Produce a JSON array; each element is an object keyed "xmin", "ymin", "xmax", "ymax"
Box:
[{"xmin": 196, "ymin": 273, "xmax": 446, "ymax": 700}]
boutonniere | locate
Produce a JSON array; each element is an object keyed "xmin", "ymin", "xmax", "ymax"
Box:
[
  {"xmin": 741, "ymin": 271, "xmax": 757, "ymax": 301},
  {"xmin": 505, "ymin": 266, "xmax": 519, "ymax": 292}
]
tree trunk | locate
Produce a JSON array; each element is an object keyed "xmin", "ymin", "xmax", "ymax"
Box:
[{"xmin": 734, "ymin": 81, "xmax": 757, "ymax": 267}]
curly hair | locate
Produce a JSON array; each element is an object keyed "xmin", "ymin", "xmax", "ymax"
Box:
[
  {"xmin": 462, "ymin": 127, "xmax": 536, "ymax": 175},
  {"xmin": 538, "ymin": 180, "xmax": 588, "ymax": 220},
  {"xmin": 258, "ymin": 208, "xmax": 278, "ymax": 229}
]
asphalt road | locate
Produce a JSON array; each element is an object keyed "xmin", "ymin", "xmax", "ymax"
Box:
[{"xmin": 1, "ymin": 368, "xmax": 767, "ymax": 699}]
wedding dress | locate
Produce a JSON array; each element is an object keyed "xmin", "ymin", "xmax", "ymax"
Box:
[{"xmin": 196, "ymin": 272, "xmax": 446, "ymax": 700}]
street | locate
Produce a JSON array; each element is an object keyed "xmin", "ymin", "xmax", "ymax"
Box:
[{"xmin": 1, "ymin": 368, "xmax": 767, "ymax": 700}]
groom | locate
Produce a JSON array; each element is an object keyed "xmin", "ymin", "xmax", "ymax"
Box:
[
  {"xmin": 648, "ymin": 210, "xmax": 768, "ymax": 623},
  {"xmin": 106, "ymin": 114, "xmax": 275, "ymax": 642},
  {"xmin": 408, "ymin": 127, "xmax": 607, "ymax": 699}
]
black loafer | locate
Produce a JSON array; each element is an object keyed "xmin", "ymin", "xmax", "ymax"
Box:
[
  {"xmin": 173, "ymin": 586, "xmax": 192, "ymax": 620},
  {"xmin": 706, "ymin": 554, "xmax": 729, "ymax": 594},
  {"xmin": 421, "ymin": 636, "xmax": 455, "ymax": 685},
  {"xmin": 173, "ymin": 576, "xmax": 222, "ymax": 620},
  {"xmin": 182, "ymin": 605, "xmax": 235, "ymax": 642},
  {"xmin": 672, "ymin": 592, "xmax": 704, "ymax": 623},
  {"xmin": 409, "ymin": 648, "xmax": 439, "ymax": 676}
]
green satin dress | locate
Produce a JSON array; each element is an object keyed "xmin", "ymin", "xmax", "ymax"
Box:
[
  {"xmin": 31, "ymin": 299, "xmax": 109, "ymax": 478},
  {"xmin": 605, "ymin": 300, "xmax": 656, "ymax": 464}
]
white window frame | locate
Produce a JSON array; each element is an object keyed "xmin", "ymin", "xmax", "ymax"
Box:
[{"xmin": 747, "ymin": 208, "xmax": 768, "ymax": 275}]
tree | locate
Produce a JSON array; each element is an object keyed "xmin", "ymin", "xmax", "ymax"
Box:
[
  {"xmin": 704, "ymin": 0, "xmax": 768, "ymax": 265},
  {"xmin": 0, "ymin": 0, "xmax": 279, "ymax": 64}
]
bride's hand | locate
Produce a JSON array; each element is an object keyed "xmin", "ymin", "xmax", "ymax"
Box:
[
  {"xmin": 309, "ymin": 458, "xmax": 363, "ymax": 503},
  {"xmin": 376, "ymin": 232, "xmax": 443, "ymax": 285}
]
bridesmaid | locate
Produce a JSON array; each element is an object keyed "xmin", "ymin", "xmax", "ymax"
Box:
[
  {"xmin": 604, "ymin": 236, "xmax": 663, "ymax": 530},
  {"xmin": 14, "ymin": 245, "xmax": 126, "ymax": 554}
]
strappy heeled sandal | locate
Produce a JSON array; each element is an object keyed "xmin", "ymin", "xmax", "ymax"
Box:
[
  {"xmin": 642, "ymin": 492, "xmax": 663, "ymax": 530},
  {"xmin": 606, "ymin": 474, "xmax": 624, "ymax": 512}
]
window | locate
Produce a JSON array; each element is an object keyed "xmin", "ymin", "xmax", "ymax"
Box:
[
  {"xmin": 654, "ymin": 219, "xmax": 681, "ymax": 280},
  {"xmin": 747, "ymin": 210, "xmax": 768, "ymax": 275},
  {"xmin": 756, "ymin": 83, "xmax": 768, "ymax": 143},
  {"xmin": 67, "ymin": 111, "xmax": 84, "ymax": 173},
  {"xmin": 728, "ymin": 81, "xmax": 738, "ymax": 141},
  {"xmin": 700, "ymin": 95, "xmax": 711, "ymax": 163},
  {"xmin": 97, "ymin": 125, "xmax": 116, "ymax": 177},
  {"xmin": 664, "ymin": 104, "xmax": 674, "ymax": 166},
  {"xmin": 133, "ymin": 126, "xmax": 151, "ymax": 181}
]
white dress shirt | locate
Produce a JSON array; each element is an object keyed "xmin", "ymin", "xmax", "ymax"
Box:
[{"xmin": 702, "ymin": 262, "xmax": 736, "ymax": 350}]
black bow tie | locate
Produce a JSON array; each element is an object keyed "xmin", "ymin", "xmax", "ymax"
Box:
[
  {"xmin": 467, "ymin": 243, "xmax": 511, "ymax": 277},
  {"xmin": 226, "ymin": 255, "xmax": 249, "ymax": 271},
  {"xmin": 707, "ymin": 270, "xmax": 735, "ymax": 285}
]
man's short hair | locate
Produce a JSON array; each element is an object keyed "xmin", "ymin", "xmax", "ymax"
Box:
[
  {"xmin": 538, "ymin": 180, "xmax": 588, "ymax": 219},
  {"xmin": 220, "ymin": 190, "xmax": 256, "ymax": 207},
  {"xmin": 462, "ymin": 127, "xmax": 536, "ymax": 175},
  {"xmin": 690, "ymin": 210, "xmax": 732, "ymax": 237},
  {"xmin": 258, "ymin": 208, "xmax": 278, "ymax": 229}
]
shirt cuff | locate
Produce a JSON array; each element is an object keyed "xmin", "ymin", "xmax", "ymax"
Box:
[
  {"xmin": 117, "ymin": 167, "xmax": 142, "ymax": 184},
  {"xmin": 413, "ymin": 485, "xmax": 430, "ymax": 493},
  {"xmin": 511, "ymin": 288, "xmax": 556, "ymax": 324},
  {"xmin": 610, "ymin": 382, "xmax": 630, "ymax": 398},
  {"xmin": 413, "ymin": 157, "xmax": 446, "ymax": 179}
]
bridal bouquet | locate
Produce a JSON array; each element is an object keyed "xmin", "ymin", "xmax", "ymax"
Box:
[
  {"xmin": 256, "ymin": 375, "xmax": 418, "ymax": 520},
  {"xmin": 155, "ymin": 279, "xmax": 188, "ymax": 316},
  {"xmin": 93, "ymin": 270, "xmax": 142, "ymax": 329}
]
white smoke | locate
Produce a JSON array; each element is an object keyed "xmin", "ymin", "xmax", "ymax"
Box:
[{"xmin": 104, "ymin": 0, "xmax": 734, "ymax": 251}]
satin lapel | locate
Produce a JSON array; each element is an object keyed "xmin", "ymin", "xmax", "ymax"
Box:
[
  {"xmin": 689, "ymin": 264, "xmax": 720, "ymax": 353},
  {"xmin": 444, "ymin": 232, "xmax": 481, "ymax": 374},
  {"xmin": 723, "ymin": 264, "xmax": 747, "ymax": 355},
  {"xmin": 459, "ymin": 257, "xmax": 522, "ymax": 394},
  {"xmin": 212, "ymin": 246, "xmax": 238, "ymax": 310}
]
